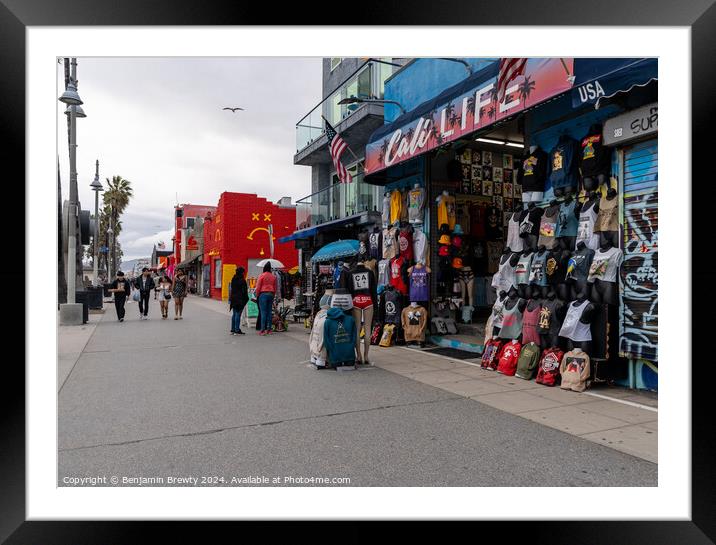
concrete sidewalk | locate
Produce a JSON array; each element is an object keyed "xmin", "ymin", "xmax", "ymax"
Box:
[
  {"xmin": 189, "ymin": 295, "xmax": 658, "ymax": 464},
  {"xmin": 58, "ymin": 310, "xmax": 104, "ymax": 393}
]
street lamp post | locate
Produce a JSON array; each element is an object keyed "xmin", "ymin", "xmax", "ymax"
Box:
[
  {"xmin": 90, "ymin": 159, "xmax": 103, "ymax": 286},
  {"xmin": 58, "ymin": 57, "xmax": 84, "ymax": 325}
]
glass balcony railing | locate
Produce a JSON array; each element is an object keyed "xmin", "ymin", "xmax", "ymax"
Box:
[
  {"xmin": 295, "ymin": 58, "xmax": 402, "ymax": 153},
  {"xmin": 294, "ymin": 175, "xmax": 380, "ymax": 230}
]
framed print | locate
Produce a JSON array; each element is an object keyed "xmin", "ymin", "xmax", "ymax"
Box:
[
  {"xmin": 460, "ymin": 148, "xmax": 472, "ymax": 164},
  {"xmin": 493, "ymin": 166, "xmax": 503, "ymax": 183},
  {"xmin": 6, "ymin": 3, "xmax": 707, "ymax": 540},
  {"xmin": 472, "ymin": 164, "xmax": 482, "ymax": 181}
]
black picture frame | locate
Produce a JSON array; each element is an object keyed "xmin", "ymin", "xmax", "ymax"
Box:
[{"xmin": 2, "ymin": 0, "xmax": 712, "ymax": 542}]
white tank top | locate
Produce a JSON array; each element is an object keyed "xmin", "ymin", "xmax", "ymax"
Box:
[
  {"xmin": 576, "ymin": 203, "xmax": 600, "ymax": 251},
  {"xmin": 558, "ymin": 300, "xmax": 593, "ymax": 342},
  {"xmin": 506, "ymin": 215, "xmax": 524, "ymax": 252},
  {"xmin": 491, "ymin": 256, "xmax": 516, "ymax": 293}
]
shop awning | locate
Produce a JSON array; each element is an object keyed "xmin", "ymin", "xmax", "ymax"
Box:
[
  {"xmin": 278, "ymin": 211, "xmax": 380, "ymax": 243},
  {"xmin": 364, "ymin": 57, "xmax": 657, "ymax": 179},
  {"xmin": 176, "ymin": 254, "xmax": 201, "ymax": 269},
  {"xmin": 364, "ymin": 58, "xmax": 579, "ymax": 177},
  {"xmin": 570, "ymin": 58, "xmax": 657, "ymax": 109}
]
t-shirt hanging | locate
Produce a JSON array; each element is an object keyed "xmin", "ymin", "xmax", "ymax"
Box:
[
  {"xmin": 497, "ymin": 341, "xmax": 522, "ymax": 376},
  {"xmin": 558, "ymin": 300, "xmax": 592, "ymax": 342},
  {"xmin": 377, "ymin": 259, "xmax": 390, "ymax": 288},
  {"xmin": 390, "ymin": 190, "xmax": 404, "ymax": 225},
  {"xmin": 519, "ymin": 207, "xmax": 543, "ymax": 237},
  {"xmin": 537, "ymin": 298, "xmax": 565, "ymax": 337},
  {"xmin": 518, "ymin": 148, "xmax": 548, "ymax": 193},
  {"xmin": 470, "ymin": 203, "xmax": 487, "ymax": 238},
  {"xmin": 565, "ymin": 246, "xmax": 595, "ymax": 284},
  {"xmin": 397, "ymin": 228, "xmax": 414, "ymax": 261},
  {"xmin": 498, "ymin": 300, "xmax": 524, "ymax": 339},
  {"xmin": 587, "ymin": 246, "xmax": 624, "ymax": 283},
  {"xmin": 368, "ymin": 231, "xmax": 382, "ymax": 260},
  {"xmin": 409, "ymin": 266, "xmax": 429, "ymax": 302},
  {"xmin": 491, "ymin": 255, "xmax": 516, "ymax": 293},
  {"xmin": 407, "ymin": 187, "xmax": 425, "ymax": 223},
  {"xmin": 521, "ymin": 303, "xmax": 542, "ymax": 345},
  {"xmin": 382, "ymin": 226, "xmax": 397, "ymax": 260},
  {"xmin": 437, "ymin": 193, "xmax": 456, "ymax": 230},
  {"xmin": 580, "ymin": 131, "xmax": 611, "ymax": 179},
  {"xmin": 413, "ymin": 229, "xmax": 428, "ymax": 265},
  {"xmin": 389, "ymin": 256, "xmax": 409, "ymax": 295},
  {"xmin": 506, "ymin": 214, "xmax": 525, "ymax": 252},
  {"xmin": 382, "ymin": 194, "xmax": 391, "ymax": 227},
  {"xmin": 383, "ymin": 289, "xmax": 403, "ymax": 325}
]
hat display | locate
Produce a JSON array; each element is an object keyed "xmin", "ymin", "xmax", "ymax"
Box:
[
  {"xmin": 452, "ymin": 257, "xmax": 464, "ymax": 269},
  {"xmin": 439, "ymin": 223, "xmax": 451, "ymax": 235},
  {"xmin": 438, "ymin": 234, "xmax": 451, "ymax": 245},
  {"xmin": 452, "ymin": 235, "xmax": 463, "ymax": 248},
  {"xmin": 453, "ymin": 224, "xmax": 464, "ymax": 235},
  {"xmin": 438, "ymin": 245, "xmax": 450, "ymax": 257}
]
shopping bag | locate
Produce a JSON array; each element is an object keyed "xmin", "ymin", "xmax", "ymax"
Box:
[{"xmin": 132, "ymin": 291, "xmax": 140, "ymax": 302}]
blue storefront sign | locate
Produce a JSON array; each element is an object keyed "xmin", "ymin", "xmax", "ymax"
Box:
[{"xmin": 571, "ymin": 58, "xmax": 657, "ymax": 108}]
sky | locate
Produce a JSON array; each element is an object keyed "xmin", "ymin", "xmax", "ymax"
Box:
[{"xmin": 57, "ymin": 57, "xmax": 322, "ymax": 260}]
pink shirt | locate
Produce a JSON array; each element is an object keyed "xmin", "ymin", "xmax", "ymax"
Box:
[{"xmin": 255, "ymin": 272, "xmax": 277, "ymax": 294}]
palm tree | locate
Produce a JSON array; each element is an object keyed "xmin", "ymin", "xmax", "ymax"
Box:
[
  {"xmin": 518, "ymin": 75, "xmax": 536, "ymax": 107},
  {"xmin": 378, "ymin": 137, "xmax": 390, "ymax": 164},
  {"xmin": 103, "ymin": 176, "xmax": 133, "ymax": 277},
  {"xmin": 487, "ymin": 105, "xmax": 496, "ymax": 121},
  {"xmin": 449, "ymin": 112, "xmax": 460, "ymax": 128},
  {"xmin": 444, "ymin": 102, "xmax": 455, "ymax": 125},
  {"xmin": 466, "ymin": 96, "xmax": 476, "ymax": 119}
]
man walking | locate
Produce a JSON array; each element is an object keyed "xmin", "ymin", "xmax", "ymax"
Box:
[
  {"xmin": 134, "ymin": 267, "xmax": 155, "ymax": 319},
  {"xmin": 108, "ymin": 270, "xmax": 131, "ymax": 322}
]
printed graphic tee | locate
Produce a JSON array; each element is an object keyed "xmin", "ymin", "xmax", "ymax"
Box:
[
  {"xmin": 565, "ymin": 247, "xmax": 595, "ymax": 283},
  {"xmin": 408, "ymin": 187, "xmax": 425, "ymax": 223},
  {"xmin": 536, "ymin": 348, "xmax": 565, "ymax": 386},
  {"xmin": 496, "ymin": 341, "xmax": 522, "ymax": 376},
  {"xmin": 587, "ymin": 246, "xmax": 624, "ymax": 283},
  {"xmin": 518, "ymin": 148, "xmax": 548, "ymax": 193},
  {"xmin": 382, "ymin": 226, "xmax": 397, "ymax": 260},
  {"xmin": 481, "ymin": 338, "xmax": 503, "ymax": 371},
  {"xmin": 560, "ymin": 349, "xmax": 591, "ymax": 392}
]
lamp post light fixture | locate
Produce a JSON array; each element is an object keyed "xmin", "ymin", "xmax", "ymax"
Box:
[
  {"xmin": 65, "ymin": 104, "xmax": 87, "ymax": 118},
  {"xmin": 437, "ymin": 58, "xmax": 473, "ymax": 76},
  {"xmin": 90, "ymin": 159, "xmax": 103, "ymax": 286},
  {"xmin": 58, "ymin": 58, "xmax": 83, "ymax": 321},
  {"xmin": 337, "ymin": 96, "xmax": 407, "ymax": 116}
]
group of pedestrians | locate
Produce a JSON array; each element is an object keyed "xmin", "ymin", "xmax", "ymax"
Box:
[
  {"xmin": 107, "ymin": 267, "xmax": 188, "ymax": 322},
  {"xmin": 228, "ymin": 262, "xmax": 277, "ymax": 336}
]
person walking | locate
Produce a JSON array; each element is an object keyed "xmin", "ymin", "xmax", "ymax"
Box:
[
  {"xmin": 134, "ymin": 267, "xmax": 155, "ymax": 320},
  {"xmin": 157, "ymin": 274, "xmax": 173, "ymax": 319},
  {"xmin": 228, "ymin": 267, "xmax": 249, "ymax": 335},
  {"xmin": 107, "ymin": 270, "xmax": 131, "ymax": 322},
  {"xmin": 254, "ymin": 262, "xmax": 277, "ymax": 335},
  {"xmin": 171, "ymin": 268, "xmax": 188, "ymax": 320}
]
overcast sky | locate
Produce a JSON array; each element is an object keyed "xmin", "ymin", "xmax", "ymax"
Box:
[{"xmin": 57, "ymin": 57, "xmax": 321, "ymax": 260}]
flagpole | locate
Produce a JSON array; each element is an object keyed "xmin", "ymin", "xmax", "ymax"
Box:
[{"xmin": 321, "ymin": 114, "xmax": 365, "ymax": 168}]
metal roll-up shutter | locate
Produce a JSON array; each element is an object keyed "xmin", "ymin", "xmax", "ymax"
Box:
[{"xmin": 619, "ymin": 138, "xmax": 658, "ymax": 362}]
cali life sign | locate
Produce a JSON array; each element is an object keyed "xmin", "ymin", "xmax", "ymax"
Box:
[{"xmin": 364, "ymin": 58, "xmax": 576, "ymax": 175}]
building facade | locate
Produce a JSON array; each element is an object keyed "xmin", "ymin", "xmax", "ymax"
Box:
[{"xmin": 202, "ymin": 192, "xmax": 298, "ymax": 301}]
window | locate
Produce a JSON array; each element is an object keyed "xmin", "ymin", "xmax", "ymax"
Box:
[
  {"xmin": 214, "ymin": 259, "xmax": 222, "ymax": 288},
  {"xmin": 185, "ymin": 217, "xmax": 195, "ymax": 229},
  {"xmin": 330, "ymin": 58, "xmax": 342, "ymax": 71}
]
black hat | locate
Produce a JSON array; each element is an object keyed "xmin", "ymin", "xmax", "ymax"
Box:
[
  {"xmin": 439, "ymin": 223, "xmax": 451, "ymax": 235},
  {"xmin": 117, "ymin": 271, "xmax": 125, "ymax": 277}
]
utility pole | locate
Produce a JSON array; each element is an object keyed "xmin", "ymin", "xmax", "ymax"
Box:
[{"xmin": 90, "ymin": 159, "xmax": 103, "ymax": 286}]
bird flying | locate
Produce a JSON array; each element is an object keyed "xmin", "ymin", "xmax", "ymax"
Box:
[{"xmin": 222, "ymin": 107, "xmax": 244, "ymax": 112}]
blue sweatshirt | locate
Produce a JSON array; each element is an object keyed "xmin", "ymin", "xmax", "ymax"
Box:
[{"xmin": 323, "ymin": 307, "xmax": 357, "ymax": 365}]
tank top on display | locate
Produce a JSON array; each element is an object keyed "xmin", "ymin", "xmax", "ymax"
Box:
[
  {"xmin": 538, "ymin": 207, "xmax": 559, "ymax": 249},
  {"xmin": 521, "ymin": 304, "xmax": 542, "ymax": 345},
  {"xmin": 409, "ymin": 267, "xmax": 429, "ymax": 302},
  {"xmin": 389, "ymin": 256, "xmax": 408, "ymax": 294},
  {"xmin": 558, "ymin": 300, "xmax": 592, "ymax": 342},
  {"xmin": 498, "ymin": 301, "xmax": 524, "ymax": 339},
  {"xmin": 556, "ymin": 200, "xmax": 578, "ymax": 238},
  {"xmin": 514, "ymin": 253, "xmax": 533, "ymax": 285},
  {"xmin": 491, "ymin": 297, "xmax": 506, "ymax": 328},
  {"xmin": 595, "ymin": 196, "xmax": 618, "ymax": 233},
  {"xmin": 576, "ymin": 203, "xmax": 600, "ymax": 250},
  {"xmin": 506, "ymin": 215, "xmax": 524, "ymax": 252},
  {"xmin": 529, "ymin": 251, "xmax": 549, "ymax": 286},
  {"xmin": 492, "ymin": 256, "xmax": 516, "ymax": 293},
  {"xmin": 382, "ymin": 195, "xmax": 390, "ymax": 226}
]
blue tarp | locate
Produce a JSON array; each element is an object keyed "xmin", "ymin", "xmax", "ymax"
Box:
[{"xmin": 571, "ymin": 58, "xmax": 657, "ymax": 108}]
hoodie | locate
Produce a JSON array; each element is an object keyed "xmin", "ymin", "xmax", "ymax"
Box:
[{"xmin": 323, "ymin": 307, "xmax": 357, "ymax": 366}]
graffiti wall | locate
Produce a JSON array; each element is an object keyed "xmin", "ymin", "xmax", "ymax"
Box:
[{"xmin": 619, "ymin": 139, "xmax": 658, "ymax": 367}]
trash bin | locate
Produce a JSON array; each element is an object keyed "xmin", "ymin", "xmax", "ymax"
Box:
[
  {"xmin": 74, "ymin": 290, "xmax": 90, "ymax": 324},
  {"xmin": 86, "ymin": 286, "xmax": 104, "ymax": 309}
]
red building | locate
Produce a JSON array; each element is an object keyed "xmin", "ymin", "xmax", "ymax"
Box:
[
  {"xmin": 174, "ymin": 203, "xmax": 218, "ymax": 264},
  {"xmin": 203, "ymin": 192, "xmax": 298, "ymax": 300}
]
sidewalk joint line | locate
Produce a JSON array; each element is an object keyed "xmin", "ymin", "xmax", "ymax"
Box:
[
  {"xmin": 59, "ymin": 396, "xmax": 464, "ymax": 453},
  {"xmin": 582, "ymin": 391, "xmax": 658, "ymax": 412}
]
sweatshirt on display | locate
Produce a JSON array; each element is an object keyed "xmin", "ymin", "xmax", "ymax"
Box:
[
  {"xmin": 323, "ymin": 308, "xmax": 357, "ymax": 366},
  {"xmin": 560, "ymin": 349, "xmax": 591, "ymax": 392}
]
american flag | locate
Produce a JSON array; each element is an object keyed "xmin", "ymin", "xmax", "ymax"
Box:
[
  {"xmin": 497, "ymin": 58, "xmax": 528, "ymax": 103},
  {"xmin": 324, "ymin": 119, "xmax": 353, "ymax": 184}
]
